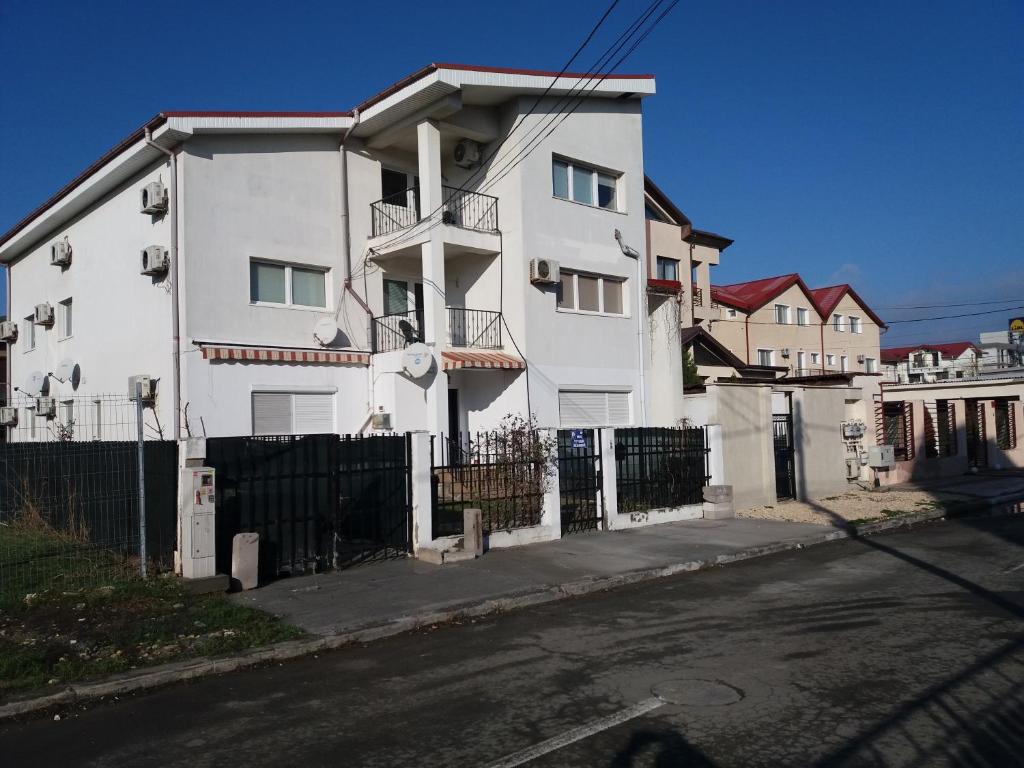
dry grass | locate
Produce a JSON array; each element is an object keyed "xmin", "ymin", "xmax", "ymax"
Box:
[{"xmin": 737, "ymin": 487, "xmax": 970, "ymax": 526}]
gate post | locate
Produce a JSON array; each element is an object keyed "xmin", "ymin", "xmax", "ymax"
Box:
[
  {"xmin": 706, "ymin": 424, "xmax": 725, "ymax": 485},
  {"xmin": 601, "ymin": 429, "xmax": 619, "ymax": 530},
  {"xmin": 539, "ymin": 428, "xmax": 562, "ymax": 540},
  {"xmin": 409, "ymin": 431, "xmax": 433, "ymax": 552}
]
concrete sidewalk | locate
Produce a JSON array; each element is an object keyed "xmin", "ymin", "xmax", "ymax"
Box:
[{"xmin": 230, "ymin": 517, "xmax": 827, "ymax": 635}]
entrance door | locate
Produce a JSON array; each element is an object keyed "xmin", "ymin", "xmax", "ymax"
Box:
[
  {"xmin": 447, "ymin": 389, "xmax": 463, "ymax": 465},
  {"xmin": 773, "ymin": 414, "xmax": 796, "ymax": 500},
  {"xmin": 557, "ymin": 428, "xmax": 603, "ymax": 533}
]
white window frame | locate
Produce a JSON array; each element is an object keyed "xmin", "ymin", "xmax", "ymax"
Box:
[
  {"xmin": 796, "ymin": 307, "xmax": 809, "ymax": 326},
  {"xmin": 655, "ymin": 256, "xmax": 679, "ymax": 282},
  {"xmin": 826, "ymin": 353, "xmax": 836, "ymax": 366},
  {"xmin": 797, "ymin": 350, "xmax": 807, "ymax": 372},
  {"xmin": 249, "ymin": 259, "xmax": 330, "ymax": 310},
  {"xmin": 251, "ymin": 387, "xmax": 337, "ymax": 435},
  {"xmin": 757, "ymin": 348, "xmax": 775, "ymax": 366},
  {"xmin": 849, "ymin": 315, "xmax": 862, "ymax": 334},
  {"xmin": 774, "ymin": 304, "xmax": 790, "ymax": 325},
  {"xmin": 810, "ymin": 352, "xmax": 821, "ymax": 365},
  {"xmin": 840, "ymin": 355, "xmax": 849, "ymax": 372},
  {"xmin": 58, "ymin": 297, "xmax": 73, "ymax": 340},
  {"xmin": 726, "ymin": 308, "xmax": 738, "ymax": 318},
  {"xmin": 865, "ymin": 357, "xmax": 877, "ymax": 373},
  {"xmin": 552, "ymin": 156, "xmax": 622, "ymax": 212},
  {"xmin": 22, "ymin": 315, "xmax": 35, "ymax": 352},
  {"xmin": 557, "ymin": 271, "xmax": 628, "ymax": 317},
  {"xmin": 833, "ymin": 313, "xmax": 845, "ymax": 332}
]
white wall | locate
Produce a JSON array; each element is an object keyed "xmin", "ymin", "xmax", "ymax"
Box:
[{"xmin": 646, "ymin": 291, "xmax": 685, "ymax": 426}]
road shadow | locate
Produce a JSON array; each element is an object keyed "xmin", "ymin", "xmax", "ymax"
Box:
[{"xmin": 609, "ymin": 727, "xmax": 717, "ymax": 768}]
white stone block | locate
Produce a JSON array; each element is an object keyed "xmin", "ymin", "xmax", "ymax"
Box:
[{"xmin": 231, "ymin": 532, "xmax": 260, "ymax": 590}]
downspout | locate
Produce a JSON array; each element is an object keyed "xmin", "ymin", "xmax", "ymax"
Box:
[
  {"xmin": 615, "ymin": 229, "xmax": 648, "ymax": 426},
  {"xmin": 5, "ymin": 266, "xmax": 11, "ymax": 400},
  {"xmin": 744, "ymin": 314, "xmax": 750, "ymax": 364},
  {"xmin": 144, "ymin": 128, "xmax": 181, "ymax": 440},
  {"xmin": 338, "ymin": 110, "xmax": 371, "ymax": 317},
  {"xmin": 819, "ymin": 320, "xmax": 825, "ymax": 375}
]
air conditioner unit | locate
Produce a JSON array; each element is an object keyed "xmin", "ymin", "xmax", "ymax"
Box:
[
  {"xmin": 0, "ymin": 407, "xmax": 17, "ymax": 427},
  {"xmin": 529, "ymin": 258, "xmax": 560, "ymax": 285},
  {"xmin": 35, "ymin": 397, "xmax": 56, "ymax": 419},
  {"xmin": 140, "ymin": 246, "xmax": 170, "ymax": 276},
  {"xmin": 371, "ymin": 412, "xmax": 392, "ymax": 430},
  {"xmin": 128, "ymin": 375, "xmax": 157, "ymax": 401},
  {"xmin": 857, "ymin": 355, "xmax": 866, "ymax": 364},
  {"xmin": 781, "ymin": 348, "xmax": 791, "ymax": 358},
  {"xmin": 50, "ymin": 240, "xmax": 72, "ymax": 268},
  {"xmin": 0, "ymin": 320, "xmax": 17, "ymax": 342},
  {"xmin": 453, "ymin": 139, "xmax": 482, "ymax": 169},
  {"xmin": 34, "ymin": 303, "xmax": 54, "ymax": 326},
  {"xmin": 140, "ymin": 180, "xmax": 168, "ymax": 214}
]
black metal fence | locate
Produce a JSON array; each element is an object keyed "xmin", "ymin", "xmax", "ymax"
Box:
[
  {"xmin": 207, "ymin": 433, "xmax": 411, "ymax": 577},
  {"xmin": 370, "ymin": 188, "xmax": 419, "ymax": 237},
  {"xmin": 614, "ymin": 427, "xmax": 709, "ymax": 513},
  {"xmin": 557, "ymin": 429, "xmax": 603, "ymax": 533},
  {"xmin": 432, "ymin": 431, "xmax": 548, "ymax": 537},
  {"xmin": 371, "ymin": 309, "xmax": 424, "ymax": 353},
  {"xmin": 924, "ymin": 400, "xmax": 957, "ymax": 458},
  {"xmin": 448, "ymin": 307, "xmax": 502, "ymax": 349},
  {"xmin": 370, "ymin": 185, "xmax": 499, "ymax": 238}
]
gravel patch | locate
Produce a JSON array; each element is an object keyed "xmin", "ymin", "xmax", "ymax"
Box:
[{"xmin": 738, "ymin": 487, "xmax": 969, "ymax": 525}]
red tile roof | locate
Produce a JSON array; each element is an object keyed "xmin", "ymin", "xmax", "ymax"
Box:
[
  {"xmin": 880, "ymin": 341, "xmax": 980, "ymax": 364},
  {"xmin": 810, "ymin": 284, "xmax": 887, "ymax": 328},
  {"xmin": 711, "ymin": 274, "xmax": 821, "ymax": 315}
]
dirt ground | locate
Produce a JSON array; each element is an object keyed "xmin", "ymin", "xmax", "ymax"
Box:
[{"xmin": 737, "ymin": 486, "xmax": 967, "ymax": 526}]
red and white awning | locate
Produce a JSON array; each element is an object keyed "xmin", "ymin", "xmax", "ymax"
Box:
[
  {"xmin": 200, "ymin": 344, "xmax": 369, "ymax": 366},
  {"xmin": 441, "ymin": 350, "xmax": 526, "ymax": 371}
]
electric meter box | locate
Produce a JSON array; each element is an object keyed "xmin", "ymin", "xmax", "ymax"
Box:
[
  {"xmin": 180, "ymin": 467, "xmax": 217, "ymax": 571},
  {"xmin": 868, "ymin": 445, "xmax": 895, "ymax": 469},
  {"xmin": 189, "ymin": 468, "xmax": 216, "ymax": 510}
]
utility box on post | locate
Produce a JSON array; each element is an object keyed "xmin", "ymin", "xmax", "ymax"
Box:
[
  {"xmin": 867, "ymin": 445, "xmax": 896, "ymax": 470},
  {"xmin": 180, "ymin": 467, "xmax": 216, "ymax": 579}
]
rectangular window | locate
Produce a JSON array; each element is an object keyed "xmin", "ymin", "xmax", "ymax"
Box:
[
  {"xmin": 558, "ymin": 390, "xmax": 632, "ymax": 427},
  {"xmin": 774, "ymin": 304, "xmax": 790, "ymax": 325},
  {"xmin": 726, "ymin": 308, "xmax": 738, "ymax": 318},
  {"xmin": 796, "ymin": 307, "xmax": 809, "ymax": 326},
  {"xmin": 833, "ymin": 313, "xmax": 844, "ymax": 332},
  {"xmin": 840, "ymin": 355, "xmax": 849, "ymax": 372},
  {"xmin": 811, "ymin": 352, "xmax": 820, "ymax": 365},
  {"xmin": 797, "ymin": 351, "xmax": 807, "ymax": 372},
  {"xmin": 865, "ymin": 357, "xmax": 877, "ymax": 373},
  {"xmin": 552, "ymin": 156, "xmax": 620, "ymax": 211},
  {"xmin": 58, "ymin": 298, "xmax": 73, "ymax": 339},
  {"xmin": 757, "ymin": 349, "xmax": 774, "ymax": 366},
  {"xmin": 22, "ymin": 316, "xmax": 35, "ymax": 352},
  {"xmin": 250, "ymin": 261, "xmax": 327, "ymax": 308},
  {"xmin": 252, "ymin": 391, "xmax": 334, "ymax": 435},
  {"xmin": 656, "ymin": 257, "xmax": 678, "ymax": 282},
  {"xmin": 826, "ymin": 354, "xmax": 836, "ymax": 366},
  {"xmin": 557, "ymin": 271, "xmax": 626, "ymax": 316},
  {"xmin": 383, "ymin": 278, "xmax": 409, "ymax": 315},
  {"xmin": 849, "ymin": 316, "xmax": 862, "ymax": 334}
]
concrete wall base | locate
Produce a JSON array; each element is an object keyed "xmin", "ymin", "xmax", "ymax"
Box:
[{"xmin": 609, "ymin": 505, "xmax": 704, "ymax": 530}]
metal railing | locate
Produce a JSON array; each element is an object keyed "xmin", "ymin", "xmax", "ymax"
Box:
[
  {"xmin": 614, "ymin": 427, "xmax": 710, "ymax": 513},
  {"xmin": 371, "ymin": 310, "xmax": 424, "ymax": 353},
  {"xmin": 370, "ymin": 185, "xmax": 499, "ymax": 238},
  {"xmin": 448, "ymin": 307, "xmax": 502, "ymax": 349}
]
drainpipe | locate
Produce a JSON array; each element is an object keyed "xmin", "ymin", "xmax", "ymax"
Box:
[
  {"xmin": 144, "ymin": 128, "xmax": 181, "ymax": 440},
  {"xmin": 615, "ymin": 229, "xmax": 648, "ymax": 426},
  {"xmin": 338, "ymin": 110, "xmax": 372, "ymax": 317},
  {"xmin": 5, "ymin": 266, "xmax": 11, "ymax": 399},
  {"xmin": 744, "ymin": 314, "xmax": 751, "ymax": 364}
]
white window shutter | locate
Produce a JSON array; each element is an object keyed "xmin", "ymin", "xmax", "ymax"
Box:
[
  {"xmin": 559, "ymin": 390, "xmax": 632, "ymax": 427},
  {"xmin": 252, "ymin": 392, "xmax": 292, "ymax": 435},
  {"xmin": 606, "ymin": 392, "xmax": 631, "ymax": 426},
  {"xmin": 293, "ymin": 393, "xmax": 334, "ymax": 434}
]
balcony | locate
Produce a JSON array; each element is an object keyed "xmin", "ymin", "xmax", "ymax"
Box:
[
  {"xmin": 370, "ymin": 308, "xmax": 503, "ymax": 354},
  {"xmin": 371, "ymin": 185, "xmax": 499, "ymax": 239},
  {"xmin": 371, "ymin": 310, "xmax": 424, "ymax": 354}
]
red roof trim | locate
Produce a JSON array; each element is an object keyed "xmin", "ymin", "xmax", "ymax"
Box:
[{"xmin": 810, "ymin": 283, "xmax": 887, "ymax": 329}]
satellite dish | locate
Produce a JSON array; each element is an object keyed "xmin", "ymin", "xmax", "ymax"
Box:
[
  {"xmin": 402, "ymin": 343, "xmax": 433, "ymax": 379},
  {"xmin": 54, "ymin": 358, "xmax": 77, "ymax": 384},
  {"xmin": 24, "ymin": 371, "xmax": 47, "ymax": 396},
  {"xmin": 312, "ymin": 317, "xmax": 340, "ymax": 347}
]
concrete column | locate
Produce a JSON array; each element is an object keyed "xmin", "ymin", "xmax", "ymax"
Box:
[
  {"xmin": 538, "ymin": 428, "xmax": 562, "ymax": 539},
  {"xmin": 417, "ymin": 119, "xmax": 443, "ymax": 221},
  {"xmin": 910, "ymin": 399, "xmax": 926, "ymax": 460},
  {"xmin": 695, "ymin": 260, "xmax": 711, "ymax": 297},
  {"xmin": 951, "ymin": 398, "xmax": 968, "ymax": 458},
  {"xmin": 409, "ymin": 431, "xmax": 433, "ymax": 551},
  {"xmin": 601, "ymin": 428, "xmax": 619, "ymax": 530},
  {"xmin": 706, "ymin": 424, "xmax": 725, "ymax": 485}
]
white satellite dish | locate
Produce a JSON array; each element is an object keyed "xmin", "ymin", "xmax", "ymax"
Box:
[
  {"xmin": 402, "ymin": 343, "xmax": 433, "ymax": 379},
  {"xmin": 24, "ymin": 371, "xmax": 47, "ymax": 396},
  {"xmin": 312, "ymin": 317, "xmax": 340, "ymax": 347},
  {"xmin": 54, "ymin": 358, "xmax": 77, "ymax": 384}
]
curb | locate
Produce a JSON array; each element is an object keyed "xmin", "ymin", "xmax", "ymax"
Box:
[{"xmin": 2, "ymin": 499, "xmax": 1020, "ymax": 722}]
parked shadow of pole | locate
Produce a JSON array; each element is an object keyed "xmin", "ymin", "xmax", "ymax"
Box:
[{"xmin": 609, "ymin": 728, "xmax": 717, "ymax": 768}]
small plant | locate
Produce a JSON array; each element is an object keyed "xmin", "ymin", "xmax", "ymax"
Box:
[{"xmin": 50, "ymin": 418, "xmax": 75, "ymax": 442}]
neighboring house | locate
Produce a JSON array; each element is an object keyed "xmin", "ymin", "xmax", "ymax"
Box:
[
  {"xmin": 706, "ymin": 274, "xmax": 885, "ymax": 381},
  {"xmin": 0, "ymin": 63, "xmax": 658, "ymax": 440},
  {"xmin": 881, "ymin": 342, "xmax": 981, "ymax": 384},
  {"xmin": 978, "ymin": 329, "xmax": 1024, "ymax": 373}
]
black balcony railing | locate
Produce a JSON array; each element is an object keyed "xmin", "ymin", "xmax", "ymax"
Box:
[
  {"xmin": 370, "ymin": 185, "xmax": 499, "ymax": 238},
  {"xmin": 448, "ymin": 308, "xmax": 502, "ymax": 349},
  {"xmin": 371, "ymin": 310, "xmax": 424, "ymax": 353}
]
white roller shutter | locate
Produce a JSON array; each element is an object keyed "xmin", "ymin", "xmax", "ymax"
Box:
[
  {"xmin": 252, "ymin": 392, "xmax": 292, "ymax": 435},
  {"xmin": 606, "ymin": 391, "xmax": 631, "ymax": 426},
  {"xmin": 558, "ymin": 390, "xmax": 632, "ymax": 427},
  {"xmin": 252, "ymin": 391, "xmax": 334, "ymax": 435},
  {"xmin": 294, "ymin": 393, "xmax": 334, "ymax": 433}
]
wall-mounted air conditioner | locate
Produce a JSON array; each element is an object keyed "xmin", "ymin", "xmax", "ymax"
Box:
[
  {"xmin": 141, "ymin": 246, "xmax": 170, "ymax": 276},
  {"xmin": 128, "ymin": 375, "xmax": 157, "ymax": 401},
  {"xmin": 857, "ymin": 355, "xmax": 866, "ymax": 364},
  {"xmin": 34, "ymin": 303, "xmax": 54, "ymax": 326},
  {"xmin": 141, "ymin": 181, "xmax": 168, "ymax": 214},
  {"xmin": 0, "ymin": 320, "xmax": 17, "ymax": 342},
  {"xmin": 0, "ymin": 407, "xmax": 18, "ymax": 427},
  {"xmin": 35, "ymin": 397, "xmax": 56, "ymax": 419},
  {"xmin": 453, "ymin": 139, "xmax": 482, "ymax": 169},
  {"xmin": 371, "ymin": 412, "xmax": 392, "ymax": 430},
  {"xmin": 529, "ymin": 258, "xmax": 560, "ymax": 285},
  {"xmin": 50, "ymin": 240, "xmax": 72, "ymax": 268}
]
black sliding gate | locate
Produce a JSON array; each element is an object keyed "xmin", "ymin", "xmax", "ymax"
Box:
[
  {"xmin": 772, "ymin": 414, "xmax": 796, "ymax": 501},
  {"xmin": 557, "ymin": 429, "xmax": 603, "ymax": 533},
  {"xmin": 207, "ymin": 433, "xmax": 411, "ymax": 577}
]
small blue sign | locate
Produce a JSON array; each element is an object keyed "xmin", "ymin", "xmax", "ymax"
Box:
[{"xmin": 571, "ymin": 429, "xmax": 587, "ymax": 449}]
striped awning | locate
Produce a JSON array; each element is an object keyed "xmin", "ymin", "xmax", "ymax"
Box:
[
  {"xmin": 441, "ymin": 350, "xmax": 526, "ymax": 371},
  {"xmin": 200, "ymin": 344, "xmax": 369, "ymax": 366}
]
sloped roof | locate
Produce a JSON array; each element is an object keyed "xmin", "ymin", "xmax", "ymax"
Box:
[
  {"xmin": 810, "ymin": 284, "xmax": 887, "ymax": 328},
  {"xmin": 711, "ymin": 274, "xmax": 822, "ymax": 316},
  {"xmin": 880, "ymin": 341, "xmax": 980, "ymax": 364}
]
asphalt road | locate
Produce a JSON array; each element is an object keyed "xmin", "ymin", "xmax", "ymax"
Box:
[{"xmin": 2, "ymin": 515, "xmax": 1023, "ymax": 767}]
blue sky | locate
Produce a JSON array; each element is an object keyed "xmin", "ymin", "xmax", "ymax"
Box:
[{"xmin": 1, "ymin": 0, "xmax": 1021, "ymax": 344}]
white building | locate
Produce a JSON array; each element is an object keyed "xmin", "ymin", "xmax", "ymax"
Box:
[
  {"xmin": 881, "ymin": 342, "xmax": 982, "ymax": 385},
  {"xmin": 0, "ymin": 64, "xmax": 660, "ymax": 440}
]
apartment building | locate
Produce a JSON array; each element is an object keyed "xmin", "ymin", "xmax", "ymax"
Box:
[
  {"xmin": 0, "ymin": 63, "xmax": 657, "ymax": 440},
  {"xmin": 881, "ymin": 342, "xmax": 981, "ymax": 384}
]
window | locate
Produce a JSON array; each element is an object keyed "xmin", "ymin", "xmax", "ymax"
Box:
[
  {"xmin": 726, "ymin": 308, "xmax": 738, "ymax": 318},
  {"xmin": 840, "ymin": 355, "xmax": 849, "ymax": 372},
  {"xmin": 381, "ymin": 168, "xmax": 418, "ymax": 209},
  {"xmin": 252, "ymin": 391, "xmax": 335, "ymax": 435},
  {"xmin": 833, "ymin": 314, "xmax": 844, "ymax": 332},
  {"xmin": 810, "ymin": 352, "xmax": 820, "ymax": 365},
  {"xmin": 797, "ymin": 351, "xmax": 807, "ymax": 372},
  {"xmin": 558, "ymin": 390, "xmax": 632, "ymax": 427},
  {"xmin": 557, "ymin": 271, "xmax": 625, "ymax": 315},
  {"xmin": 250, "ymin": 261, "xmax": 327, "ymax": 308},
  {"xmin": 796, "ymin": 307, "xmax": 809, "ymax": 326},
  {"xmin": 656, "ymin": 257, "xmax": 679, "ymax": 281},
  {"xmin": 757, "ymin": 349, "xmax": 774, "ymax": 366},
  {"xmin": 552, "ymin": 157, "xmax": 620, "ymax": 211},
  {"xmin": 383, "ymin": 278, "xmax": 409, "ymax": 315},
  {"xmin": 22, "ymin": 316, "xmax": 35, "ymax": 352},
  {"xmin": 826, "ymin": 354, "xmax": 836, "ymax": 367},
  {"xmin": 774, "ymin": 304, "xmax": 790, "ymax": 325},
  {"xmin": 865, "ymin": 357, "xmax": 877, "ymax": 373},
  {"xmin": 849, "ymin": 316, "xmax": 862, "ymax": 334},
  {"xmin": 994, "ymin": 399, "xmax": 1017, "ymax": 450},
  {"xmin": 58, "ymin": 298, "xmax": 72, "ymax": 339}
]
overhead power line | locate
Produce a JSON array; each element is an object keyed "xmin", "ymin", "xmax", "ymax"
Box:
[{"xmin": 875, "ymin": 298, "xmax": 1024, "ymax": 310}]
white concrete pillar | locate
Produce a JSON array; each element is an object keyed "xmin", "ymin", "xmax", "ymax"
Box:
[
  {"xmin": 601, "ymin": 428, "xmax": 619, "ymax": 530},
  {"xmin": 417, "ymin": 119, "xmax": 443, "ymax": 221},
  {"xmin": 409, "ymin": 431, "xmax": 434, "ymax": 551},
  {"xmin": 706, "ymin": 424, "xmax": 725, "ymax": 485},
  {"xmin": 910, "ymin": 399, "xmax": 927, "ymax": 460},
  {"xmin": 539, "ymin": 428, "xmax": 562, "ymax": 539},
  {"xmin": 952, "ymin": 398, "xmax": 968, "ymax": 459}
]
